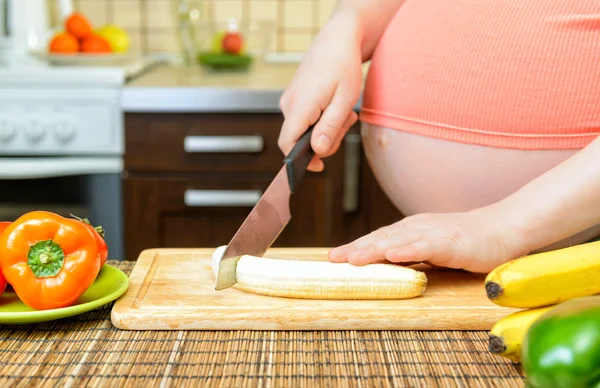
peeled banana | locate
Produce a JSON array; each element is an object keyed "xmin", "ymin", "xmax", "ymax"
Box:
[
  {"xmin": 210, "ymin": 245, "xmax": 428, "ymax": 300},
  {"xmin": 488, "ymin": 305, "xmax": 555, "ymax": 361},
  {"xmin": 485, "ymin": 241, "xmax": 600, "ymax": 308}
]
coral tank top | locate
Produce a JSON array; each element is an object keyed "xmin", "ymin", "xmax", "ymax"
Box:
[{"xmin": 360, "ymin": 0, "xmax": 600, "ymax": 150}]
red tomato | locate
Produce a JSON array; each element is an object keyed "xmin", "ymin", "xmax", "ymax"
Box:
[
  {"xmin": 0, "ymin": 221, "xmax": 12, "ymax": 296},
  {"xmin": 70, "ymin": 214, "xmax": 108, "ymax": 266},
  {"xmin": 222, "ymin": 32, "xmax": 243, "ymax": 54},
  {"xmin": 86, "ymin": 223, "xmax": 108, "ymax": 266}
]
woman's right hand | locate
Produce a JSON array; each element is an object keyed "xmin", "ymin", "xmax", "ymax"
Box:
[{"xmin": 277, "ymin": 11, "xmax": 364, "ymax": 172}]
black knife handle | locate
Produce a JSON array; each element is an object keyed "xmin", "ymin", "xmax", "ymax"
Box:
[{"xmin": 283, "ymin": 126, "xmax": 315, "ymax": 194}]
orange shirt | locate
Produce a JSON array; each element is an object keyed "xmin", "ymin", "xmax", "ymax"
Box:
[{"xmin": 360, "ymin": 0, "xmax": 600, "ymax": 150}]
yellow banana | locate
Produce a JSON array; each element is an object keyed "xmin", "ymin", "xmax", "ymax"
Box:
[
  {"xmin": 210, "ymin": 246, "xmax": 428, "ymax": 300},
  {"xmin": 488, "ymin": 305, "xmax": 555, "ymax": 361},
  {"xmin": 485, "ymin": 240, "xmax": 600, "ymax": 308}
]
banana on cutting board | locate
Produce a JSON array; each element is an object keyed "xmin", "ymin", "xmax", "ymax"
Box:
[{"xmin": 210, "ymin": 245, "xmax": 428, "ymax": 300}]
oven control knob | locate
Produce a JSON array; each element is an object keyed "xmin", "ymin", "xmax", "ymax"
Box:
[
  {"xmin": 54, "ymin": 120, "xmax": 77, "ymax": 143},
  {"xmin": 0, "ymin": 116, "xmax": 17, "ymax": 143},
  {"xmin": 24, "ymin": 118, "xmax": 45, "ymax": 143}
]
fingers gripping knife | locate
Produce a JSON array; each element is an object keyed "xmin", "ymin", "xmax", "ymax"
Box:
[{"xmin": 213, "ymin": 127, "xmax": 315, "ymax": 290}]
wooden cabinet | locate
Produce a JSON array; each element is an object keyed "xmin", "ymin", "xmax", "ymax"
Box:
[
  {"xmin": 124, "ymin": 113, "xmax": 288, "ymax": 173},
  {"xmin": 123, "ymin": 112, "xmax": 403, "ymax": 261}
]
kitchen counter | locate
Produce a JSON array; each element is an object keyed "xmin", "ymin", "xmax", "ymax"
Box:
[
  {"xmin": 0, "ymin": 260, "xmax": 525, "ymax": 386},
  {"xmin": 121, "ymin": 60, "xmax": 368, "ymax": 113}
]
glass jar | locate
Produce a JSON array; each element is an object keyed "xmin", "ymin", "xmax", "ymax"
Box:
[{"xmin": 172, "ymin": 0, "xmax": 203, "ymax": 65}]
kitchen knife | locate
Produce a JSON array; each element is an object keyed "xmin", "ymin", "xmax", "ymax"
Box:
[{"xmin": 214, "ymin": 126, "xmax": 316, "ymax": 290}]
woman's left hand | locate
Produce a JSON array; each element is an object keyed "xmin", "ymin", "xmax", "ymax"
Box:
[{"xmin": 328, "ymin": 208, "xmax": 522, "ymax": 273}]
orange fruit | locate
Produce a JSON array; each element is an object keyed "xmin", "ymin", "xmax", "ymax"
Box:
[
  {"xmin": 80, "ymin": 34, "xmax": 112, "ymax": 53},
  {"xmin": 48, "ymin": 32, "xmax": 79, "ymax": 54},
  {"xmin": 65, "ymin": 12, "xmax": 93, "ymax": 39}
]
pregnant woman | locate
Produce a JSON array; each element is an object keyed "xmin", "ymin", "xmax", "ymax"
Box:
[{"xmin": 277, "ymin": 0, "xmax": 600, "ymax": 272}]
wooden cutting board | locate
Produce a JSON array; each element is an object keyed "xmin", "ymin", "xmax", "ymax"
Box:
[{"xmin": 111, "ymin": 248, "xmax": 519, "ymax": 331}]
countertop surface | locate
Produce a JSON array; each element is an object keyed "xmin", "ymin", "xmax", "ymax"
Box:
[
  {"xmin": 121, "ymin": 60, "xmax": 368, "ymax": 113},
  {"xmin": 0, "ymin": 260, "xmax": 525, "ymax": 387}
]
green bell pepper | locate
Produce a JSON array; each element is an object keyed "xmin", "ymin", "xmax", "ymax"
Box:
[{"xmin": 521, "ymin": 295, "xmax": 600, "ymax": 388}]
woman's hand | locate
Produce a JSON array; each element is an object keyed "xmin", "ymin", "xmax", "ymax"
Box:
[
  {"xmin": 328, "ymin": 208, "xmax": 522, "ymax": 273},
  {"xmin": 277, "ymin": 11, "xmax": 363, "ymax": 171}
]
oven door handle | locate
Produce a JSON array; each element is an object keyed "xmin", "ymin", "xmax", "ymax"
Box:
[{"xmin": 0, "ymin": 157, "xmax": 123, "ymax": 179}]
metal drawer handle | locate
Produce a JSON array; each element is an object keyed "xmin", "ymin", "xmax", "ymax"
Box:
[
  {"xmin": 342, "ymin": 133, "xmax": 361, "ymax": 212},
  {"xmin": 183, "ymin": 136, "xmax": 264, "ymax": 153},
  {"xmin": 184, "ymin": 190, "xmax": 262, "ymax": 207}
]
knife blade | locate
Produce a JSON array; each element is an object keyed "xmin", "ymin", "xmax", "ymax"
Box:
[{"xmin": 214, "ymin": 126, "xmax": 316, "ymax": 290}]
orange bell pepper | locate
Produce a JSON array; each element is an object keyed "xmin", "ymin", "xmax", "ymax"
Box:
[
  {"xmin": 0, "ymin": 221, "xmax": 10, "ymax": 296},
  {"xmin": 0, "ymin": 211, "xmax": 101, "ymax": 310}
]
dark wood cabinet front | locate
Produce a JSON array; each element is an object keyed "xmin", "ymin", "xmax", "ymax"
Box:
[
  {"xmin": 124, "ymin": 113, "xmax": 287, "ymax": 173},
  {"xmin": 124, "ymin": 173, "xmax": 336, "ymax": 260},
  {"xmin": 123, "ymin": 113, "xmax": 403, "ymax": 260}
]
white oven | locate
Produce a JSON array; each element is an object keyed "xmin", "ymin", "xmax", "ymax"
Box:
[{"xmin": 0, "ymin": 65, "xmax": 126, "ymax": 260}]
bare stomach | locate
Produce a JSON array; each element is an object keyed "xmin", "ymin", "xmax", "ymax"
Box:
[{"xmin": 361, "ymin": 123, "xmax": 600, "ymax": 251}]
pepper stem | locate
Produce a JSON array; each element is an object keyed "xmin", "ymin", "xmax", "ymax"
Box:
[
  {"xmin": 70, "ymin": 213, "xmax": 105, "ymax": 238},
  {"xmin": 27, "ymin": 240, "xmax": 65, "ymax": 278}
]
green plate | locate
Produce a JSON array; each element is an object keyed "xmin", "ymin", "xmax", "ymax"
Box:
[
  {"xmin": 0, "ymin": 264, "xmax": 129, "ymax": 325},
  {"xmin": 197, "ymin": 51, "xmax": 253, "ymax": 70}
]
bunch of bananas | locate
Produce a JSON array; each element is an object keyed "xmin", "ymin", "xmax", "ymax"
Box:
[{"xmin": 485, "ymin": 240, "xmax": 600, "ymax": 362}]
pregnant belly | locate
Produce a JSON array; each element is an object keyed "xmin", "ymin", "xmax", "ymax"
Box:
[
  {"xmin": 362, "ymin": 123, "xmax": 600, "ymax": 251},
  {"xmin": 361, "ymin": 123, "xmax": 576, "ymax": 216},
  {"xmin": 361, "ymin": 123, "xmax": 600, "ymax": 250}
]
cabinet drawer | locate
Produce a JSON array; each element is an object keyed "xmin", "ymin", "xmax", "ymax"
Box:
[
  {"xmin": 125, "ymin": 113, "xmax": 286, "ymax": 173},
  {"xmin": 123, "ymin": 174, "xmax": 332, "ymax": 259}
]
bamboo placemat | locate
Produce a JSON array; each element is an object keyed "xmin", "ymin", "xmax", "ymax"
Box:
[{"xmin": 0, "ymin": 260, "xmax": 525, "ymax": 387}]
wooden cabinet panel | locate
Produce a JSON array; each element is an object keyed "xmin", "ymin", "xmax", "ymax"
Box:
[
  {"xmin": 125, "ymin": 113, "xmax": 286, "ymax": 173},
  {"xmin": 124, "ymin": 173, "xmax": 334, "ymax": 260}
]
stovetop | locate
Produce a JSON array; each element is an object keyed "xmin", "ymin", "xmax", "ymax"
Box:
[{"xmin": 0, "ymin": 55, "xmax": 163, "ymax": 156}]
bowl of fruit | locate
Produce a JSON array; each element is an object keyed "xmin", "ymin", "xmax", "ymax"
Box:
[
  {"xmin": 32, "ymin": 12, "xmax": 132, "ymax": 66},
  {"xmin": 195, "ymin": 19, "xmax": 274, "ymax": 71}
]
